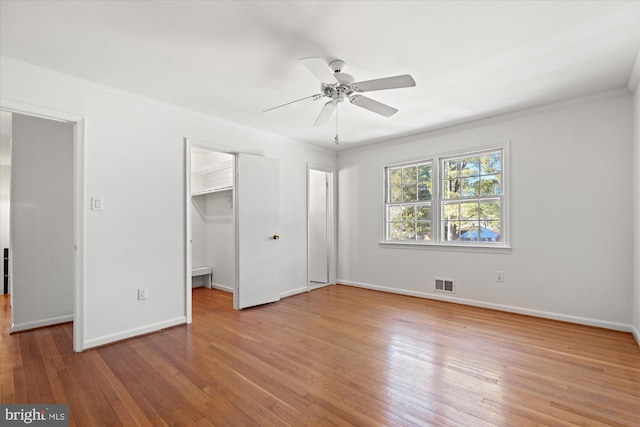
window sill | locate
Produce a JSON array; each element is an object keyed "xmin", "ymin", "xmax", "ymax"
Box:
[{"xmin": 379, "ymin": 241, "xmax": 512, "ymax": 254}]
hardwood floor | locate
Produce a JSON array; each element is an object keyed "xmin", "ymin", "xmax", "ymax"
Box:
[{"xmin": 2, "ymin": 285, "xmax": 639, "ymax": 426}]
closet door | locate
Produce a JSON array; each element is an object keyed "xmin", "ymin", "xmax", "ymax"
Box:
[{"xmin": 235, "ymin": 153, "xmax": 281, "ymax": 309}]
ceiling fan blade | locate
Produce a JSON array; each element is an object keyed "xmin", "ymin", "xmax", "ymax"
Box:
[
  {"xmin": 263, "ymin": 94, "xmax": 321, "ymax": 113},
  {"xmin": 314, "ymin": 101, "xmax": 336, "ymax": 126},
  {"xmin": 300, "ymin": 57, "xmax": 339, "ymax": 85},
  {"xmin": 350, "ymin": 95, "xmax": 398, "ymax": 117},
  {"xmin": 353, "ymin": 74, "xmax": 416, "ymax": 92}
]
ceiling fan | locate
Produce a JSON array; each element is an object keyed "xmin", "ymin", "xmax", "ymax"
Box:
[{"xmin": 264, "ymin": 57, "xmax": 416, "ymax": 143}]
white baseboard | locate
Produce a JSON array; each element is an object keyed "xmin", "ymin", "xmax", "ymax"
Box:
[
  {"xmin": 210, "ymin": 282, "xmax": 233, "ymax": 293},
  {"xmin": 338, "ymin": 280, "xmax": 633, "ymax": 333},
  {"xmin": 281, "ymin": 286, "xmax": 308, "ymax": 299},
  {"xmin": 309, "ymin": 282, "xmax": 332, "ymax": 291},
  {"xmin": 11, "ymin": 314, "xmax": 74, "ymax": 333},
  {"xmin": 82, "ymin": 316, "xmax": 186, "ymax": 350}
]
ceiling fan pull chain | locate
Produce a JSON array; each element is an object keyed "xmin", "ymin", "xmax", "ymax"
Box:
[{"xmin": 335, "ymin": 103, "xmax": 340, "ymax": 145}]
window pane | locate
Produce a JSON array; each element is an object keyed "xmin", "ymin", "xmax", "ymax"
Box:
[
  {"xmin": 444, "ymin": 160, "xmax": 460, "ymax": 179},
  {"xmin": 461, "ymin": 177, "xmax": 479, "ymax": 197},
  {"xmin": 402, "ymin": 221, "xmax": 416, "ymax": 239},
  {"xmin": 416, "ymin": 204, "xmax": 431, "ymax": 220},
  {"xmin": 443, "ymin": 179, "xmax": 461, "ymax": 199},
  {"xmin": 481, "ymin": 220, "xmax": 501, "ymax": 242},
  {"xmin": 389, "ymin": 168, "xmax": 402, "ymax": 185},
  {"xmin": 387, "ymin": 222, "xmax": 403, "ymax": 240},
  {"xmin": 418, "ymin": 183, "xmax": 432, "ymax": 201},
  {"xmin": 389, "ymin": 185, "xmax": 403, "ymax": 202},
  {"xmin": 459, "ymin": 221, "xmax": 479, "ymax": 241},
  {"xmin": 480, "ymin": 174, "xmax": 501, "ymax": 196},
  {"xmin": 442, "ymin": 203, "xmax": 459, "ymax": 220},
  {"xmin": 442, "ymin": 221, "xmax": 461, "ymax": 241},
  {"xmin": 418, "ymin": 164, "xmax": 432, "ymax": 183},
  {"xmin": 387, "ymin": 205, "xmax": 402, "ymax": 222},
  {"xmin": 403, "ymin": 184, "xmax": 417, "ymax": 201},
  {"xmin": 416, "ymin": 221, "xmax": 431, "ymax": 240},
  {"xmin": 479, "ymin": 200, "xmax": 500, "ymax": 220},
  {"xmin": 402, "ymin": 205, "xmax": 416, "ymax": 219},
  {"xmin": 461, "ymin": 157, "xmax": 480, "ymax": 177},
  {"xmin": 481, "ymin": 152, "xmax": 501, "ymax": 174},
  {"xmin": 403, "ymin": 166, "xmax": 417, "ymax": 183},
  {"xmin": 460, "ymin": 201, "xmax": 479, "ymax": 221}
]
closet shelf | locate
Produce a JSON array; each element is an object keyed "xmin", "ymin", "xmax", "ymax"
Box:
[{"xmin": 192, "ymin": 185, "xmax": 233, "ymax": 196}]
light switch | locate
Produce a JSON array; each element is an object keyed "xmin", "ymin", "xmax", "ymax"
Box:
[{"xmin": 91, "ymin": 197, "xmax": 103, "ymax": 211}]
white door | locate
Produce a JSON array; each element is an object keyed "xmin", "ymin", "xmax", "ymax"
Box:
[
  {"xmin": 309, "ymin": 169, "xmax": 329, "ymax": 284},
  {"xmin": 235, "ymin": 153, "xmax": 281, "ymax": 309}
]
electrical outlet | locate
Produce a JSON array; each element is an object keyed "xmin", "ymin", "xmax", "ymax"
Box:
[
  {"xmin": 138, "ymin": 288, "xmax": 148, "ymax": 300},
  {"xmin": 496, "ymin": 271, "xmax": 504, "ymax": 282}
]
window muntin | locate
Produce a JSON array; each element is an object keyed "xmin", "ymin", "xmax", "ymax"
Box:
[{"xmin": 383, "ymin": 147, "xmax": 506, "ymax": 247}]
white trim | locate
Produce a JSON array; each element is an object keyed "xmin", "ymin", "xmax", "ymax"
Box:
[
  {"xmin": 72, "ymin": 119, "xmax": 86, "ymax": 352},
  {"xmin": 1, "ymin": 98, "xmax": 86, "ymax": 353},
  {"xmin": 210, "ymin": 283, "xmax": 233, "ymax": 293},
  {"xmin": 627, "ymin": 47, "xmax": 640, "ymax": 92},
  {"xmin": 11, "ymin": 314, "xmax": 74, "ymax": 333},
  {"xmin": 379, "ymin": 241, "xmax": 511, "ymax": 253},
  {"xmin": 82, "ymin": 317, "xmax": 186, "ymax": 350},
  {"xmin": 184, "ymin": 139, "xmax": 193, "ymax": 324},
  {"xmin": 309, "ymin": 282, "xmax": 332, "ymax": 291},
  {"xmin": 338, "ymin": 280, "xmax": 634, "ymax": 333},
  {"xmin": 0, "ymin": 98, "xmax": 82, "ymax": 123},
  {"xmin": 281, "ymin": 286, "xmax": 308, "ymax": 299}
]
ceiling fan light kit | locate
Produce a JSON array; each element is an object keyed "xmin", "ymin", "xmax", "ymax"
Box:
[{"xmin": 264, "ymin": 57, "xmax": 416, "ymax": 144}]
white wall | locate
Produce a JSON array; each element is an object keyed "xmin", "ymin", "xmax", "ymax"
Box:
[
  {"xmin": 10, "ymin": 113, "xmax": 74, "ymax": 330},
  {"xmin": 203, "ymin": 192, "xmax": 234, "ymax": 291},
  {"xmin": 0, "ymin": 58, "xmax": 337, "ymax": 349},
  {"xmin": 632, "ymin": 78, "xmax": 640, "ymax": 342},
  {"xmin": 338, "ymin": 91, "xmax": 634, "ymax": 330},
  {"xmin": 191, "ymin": 191, "xmax": 235, "ymax": 292}
]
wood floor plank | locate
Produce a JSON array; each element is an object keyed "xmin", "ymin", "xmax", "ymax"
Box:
[{"xmin": 2, "ymin": 286, "xmax": 639, "ymax": 426}]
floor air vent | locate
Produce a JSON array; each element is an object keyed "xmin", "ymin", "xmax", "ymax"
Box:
[{"xmin": 435, "ymin": 278, "xmax": 454, "ymax": 293}]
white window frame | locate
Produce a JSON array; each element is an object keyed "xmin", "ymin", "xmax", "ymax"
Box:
[{"xmin": 380, "ymin": 142, "xmax": 510, "ymax": 251}]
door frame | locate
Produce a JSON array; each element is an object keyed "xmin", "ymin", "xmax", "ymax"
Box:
[
  {"xmin": 0, "ymin": 98, "xmax": 86, "ymax": 353},
  {"xmin": 184, "ymin": 138, "xmax": 262, "ymax": 318},
  {"xmin": 306, "ymin": 164, "xmax": 336, "ymax": 290}
]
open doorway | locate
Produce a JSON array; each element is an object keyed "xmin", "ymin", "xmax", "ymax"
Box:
[
  {"xmin": 0, "ymin": 108, "xmax": 83, "ymax": 352},
  {"xmin": 189, "ymin": 146, "xmax": 235, "ymax": 299},
  {"xmin": 308, "ymin": 166, "xmax": 335, "ymax": 289},
  {"xmin": 185, "ymin": 138, "xmax": 282, "ymax": 317},
  {"xmin": 0, "ymin": 112, "xmax": 11, "ymax": 296}
]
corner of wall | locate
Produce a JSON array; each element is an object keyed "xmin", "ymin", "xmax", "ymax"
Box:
[{"xmin": 633, "ymin": 67, "xmax": 640, "ymax": 342}]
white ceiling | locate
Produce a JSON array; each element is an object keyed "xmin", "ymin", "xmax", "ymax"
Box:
[{"xmin": 1, "ymin": 1, "xmax": 639, "ymax": 151}]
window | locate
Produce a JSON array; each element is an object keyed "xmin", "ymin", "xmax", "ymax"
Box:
[
  {"xmin": 386, "ymin": 161, "xmax": 433, "ymax": 241},
  {"xmin": 383, "ymin": 146, "xmax": 507, "ymax": 247}
]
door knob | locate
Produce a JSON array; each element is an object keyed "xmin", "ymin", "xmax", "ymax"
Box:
[{"xmin": 273, "ymin": 234, "xmax": 280, "ymax": 240}]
